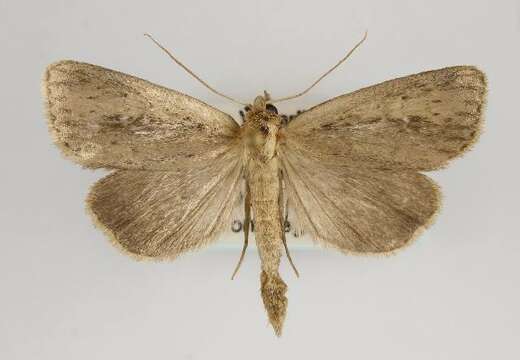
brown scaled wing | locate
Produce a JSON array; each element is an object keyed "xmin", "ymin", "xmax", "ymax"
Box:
[
  {"xmin": 44, "ymin": 61, "xmax": 244, "ymax": 259},
  {"xmin": 279, "ymin": 66, "xmax": 486, "ymax": 254}
]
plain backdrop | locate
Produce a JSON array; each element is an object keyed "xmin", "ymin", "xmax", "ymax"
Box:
[{"xmin": 1, "ymin": 0, "xmax": 519, "ymax": 359}]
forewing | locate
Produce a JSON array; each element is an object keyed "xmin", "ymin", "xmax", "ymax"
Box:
[
  {"xmin": 279, "ymin": 150, "xmax": 440, "ymax": 253},
  {"xmin": 44, "ymin": 60, "xmax": 239, "ymax": 170},
  {"xmin": 283, "ymin": 66, "xmax": 486, "ymax": 171},
  {"xmin": 87, "ymin": 149, "xmax": 243, "ymax": 259}
]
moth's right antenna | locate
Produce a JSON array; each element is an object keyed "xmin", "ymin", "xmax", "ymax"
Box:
[
  {"xmin": 272, "ymin": 30, "xmax": 368, "ymax": 103},
  {"xmin": 144, "ymin": 33, "xmax": 247, "ymax": 106}
]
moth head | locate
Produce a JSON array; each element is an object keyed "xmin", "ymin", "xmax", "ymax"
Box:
[
  {"xmin": 244, "ymin": 90, "xmax": 281, "ymax": 129},
  {"xmin": 243, "ymin": 93, "xmax": 282, "ymax": 160},
  {"xmin": 252, "ymin": 95, "xmax": 267, "ymax": 111},
  {"xmin": 251, "ymin": 91, "xmax": 278, "ymax": 113},
  {"xmin": 246, "ymin": 94, "xmax": 281, "ymax": 132}
]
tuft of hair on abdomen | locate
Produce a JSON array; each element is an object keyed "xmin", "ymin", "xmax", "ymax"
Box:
[{"xmin": 260, "ymin": 270, "xmax": 288, "ymax": 336}]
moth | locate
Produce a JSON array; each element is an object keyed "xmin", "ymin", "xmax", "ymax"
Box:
[{"xmin": 42, "ymin": 33, "xmax": 486, "ymax": 336}]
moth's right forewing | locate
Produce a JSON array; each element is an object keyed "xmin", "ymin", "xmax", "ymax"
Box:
[
  {"xmin": 285, "ymin": 66, "xmax": 486, "ymax": 171},
  {"xmin": 43, "ymin": 60, "xmax": 240, "ymax": 170}
]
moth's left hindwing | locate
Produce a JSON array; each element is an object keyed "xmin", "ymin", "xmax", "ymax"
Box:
[
  {"xmin": 43, "ymin": 61, "xmax": 244, "ymax": 259},
  {"xmin": 279, "ymin": 66, "xmax": 486, "ymax": 254},
  {"xmin": 87, "ymin": 150, "xmax": 243, "ymax": 259}
]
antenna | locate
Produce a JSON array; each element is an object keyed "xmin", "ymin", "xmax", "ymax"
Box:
[
  {"xmin": 144, "ymin": 33, "xmax": 247, "ymax": 106},
  {"xmin": 271, "ymin": 30, "xmax": 368, "ymax": 103}
]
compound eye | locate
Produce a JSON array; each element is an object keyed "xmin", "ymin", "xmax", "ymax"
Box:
[
  {"xmin": 265, "ymin": 103, "xmax": 278, "ymax": 114},
  {"xmin": 259, "ymin": 124, "xmax": 269, "ymax": 135}
]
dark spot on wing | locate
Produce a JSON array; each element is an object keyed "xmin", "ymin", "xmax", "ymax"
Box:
[
  {"xmin": 364, "ymin": 117, "xmax": 382, "ymax": 125},
  {"xmin": 321, "ymin": 122, "xmax": 335, "ymax": 130},
  {"xmin": 408, "ymin": 115, "xmax": 424, "ymax": 122},
  {"xmin": 459, "ymin": 144, "xmax": 469, "ymax": 151},
  {"xmin": 455, "ymin": 111, "xmax": 473, "ymax": 117}
]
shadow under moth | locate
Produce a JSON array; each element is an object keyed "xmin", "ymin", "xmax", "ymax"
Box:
[{"xmin": 42, "ymin": 33, "xmax": 486, "ymax": 336}]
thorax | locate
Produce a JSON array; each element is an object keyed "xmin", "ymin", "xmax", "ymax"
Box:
[
  {"xmin": 242, "ymin": 105, "xmax": 282, "ymax": 164},
  {"xmin": 242, "ymin": 105, "xmax": 282, "ymax": 215}
]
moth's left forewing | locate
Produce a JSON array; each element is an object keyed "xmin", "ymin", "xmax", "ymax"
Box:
[{"xmin": 43, "ymin": 60, "xmax": 240, "ymax": 170}]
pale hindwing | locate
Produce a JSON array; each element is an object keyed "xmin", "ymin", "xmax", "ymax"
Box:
[
  {"xmin": 44, "ymin": 60, "xmax": 239, "ymax": 170},
  {"xmin": 283, "ymin": 66, "xmax": 486, "ymax": 171},
  {"xmin": 87, "ymin": 149, "xmax": 244, "ymax": 259},
  {"xmin": 279, "ymin": 150, "xmax": 440, "ymax": 253}
]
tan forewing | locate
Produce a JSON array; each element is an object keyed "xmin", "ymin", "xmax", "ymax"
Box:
[
  {"xmin": 282, "ymin": 66, "xmax": 486, "ymax": 171},
  {"xmin": 279, "ymin": 149, "xmax": 440, "ymax": 253},
  {"xmin": 87, "ymin": 148, "xmax": 244, "ymax": 259},
  {"xmin": 44, "ymin": 60, "xmax": 239, "ymax": 170}
]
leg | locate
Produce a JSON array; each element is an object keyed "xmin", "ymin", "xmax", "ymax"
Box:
[
  {"xmin": 278, "ymin": 173, "xmax": 299, "ymax": 277},
  {"xmin": 231, "ymin": 182, "xmax": 251, "ymax": 279}
]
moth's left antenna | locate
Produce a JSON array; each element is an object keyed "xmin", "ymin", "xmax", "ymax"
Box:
[{"xmin": 144, "ymin": 33, "xmax": 247, "ymax": 106}]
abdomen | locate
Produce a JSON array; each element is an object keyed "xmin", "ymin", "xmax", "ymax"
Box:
[
  {"xmin": 247, "ymin": 156, "xmax": 288, "ymax": 336},
  {"xmin": 248, "ymin": 157, "xmax": 283, "ymax": 273}
]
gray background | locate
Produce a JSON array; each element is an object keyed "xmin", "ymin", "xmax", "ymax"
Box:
[{"xmin": 1, "ymin": 0, "xmax": 519, "ymax": 359}]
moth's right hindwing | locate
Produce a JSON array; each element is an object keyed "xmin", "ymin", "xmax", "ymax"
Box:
[{"xmin": 279, "ymin": 149, "xmax": 440, "ymax": 254}]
